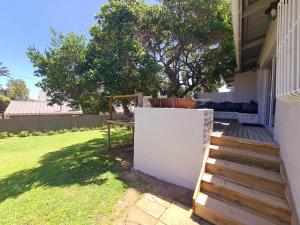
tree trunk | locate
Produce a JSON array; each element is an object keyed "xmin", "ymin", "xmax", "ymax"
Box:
[{"xmin": 121, "ymin": 100, "xmax": 133, "ymax": 118}]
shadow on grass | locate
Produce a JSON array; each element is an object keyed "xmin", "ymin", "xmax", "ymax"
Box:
[{"xmin": 0, "ymin": 129, "xmax": 133, "ymax": 203}]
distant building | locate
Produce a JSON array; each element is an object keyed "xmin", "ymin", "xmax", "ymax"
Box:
[
  {"xmin": 37, "ymin": 91, "xmax": 48, "ymax": 102},
  {"xmin": 4, "ymin": 101, "xmax": 83, "ymax": 119}
]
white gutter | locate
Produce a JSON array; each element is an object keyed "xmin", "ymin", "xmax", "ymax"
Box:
[{"xmin": 231, "ymin": 0, "xmax": 242, "ymax": 71}]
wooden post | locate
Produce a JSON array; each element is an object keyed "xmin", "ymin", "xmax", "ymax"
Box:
[
  {"xmin": 132, "ymin": 126, "xmax": 134, "ymax": 145},
  {"xmin": 137, "ymin": 92, "xmax": 144, "ymax": 107},
  {"xmin": 109, "ymin": 96, "xmax": 113, "ymax": 120},
  {"xmin": 134, "ymin": 95, "xmax": 138, "ymax": 107},
  {"xmin": 108, "ymin": 122, "xmax": 111, "ymax": 150}
]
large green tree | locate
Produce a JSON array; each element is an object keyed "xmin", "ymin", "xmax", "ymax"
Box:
[
  {"xmin": 89, "ymin": 0, "xmax": 161, "ymax": 96},
  {"xmin": 88, "ymin": 0, "xmax": 161, "ymax": 114},
  {"xmin": 140, "ymin": 0, "xmax": 236, "ymax": 97},
  {"xmin": 27, "ymin": 31, "xmax": 101, "ymax": 113},
  {"xmin": 28, "ymin": 2, "xmax": 161, "ymax": 114},
  {"xmin": 27, "ymin": 0, "xmax": 235, "ymax": 113},
  {"xmin": 7, "ymin": 79, "xmax": 29, "ymax": 100}
]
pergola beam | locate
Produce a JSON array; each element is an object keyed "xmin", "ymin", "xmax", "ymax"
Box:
[
  {"xmin": 243, "ymin": 0, "xmax": 275, "ymax": 18},
  {"xmin": 242, "ymin": 37, "xmax": 266, "ymax": 50}
]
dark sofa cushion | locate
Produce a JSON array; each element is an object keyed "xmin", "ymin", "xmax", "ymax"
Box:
[
  {"xmin": 196, "ymin": 100, "xmax": 258, "ymax": 114},
  {"xmin": 242, "ymin": 100, "xmax": 258, "ymax": 114}
]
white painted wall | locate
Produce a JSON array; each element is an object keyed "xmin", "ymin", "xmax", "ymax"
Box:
[
  {"xmin": 256, "ymin": 68, "xmax": 269, "ymax": 124},
  {"xmin": 233, "ymin": 71, "xmax": 257, "ymax": 103},
  {"xmin": 134, "ymin": 107, "xmax": 213, "ymax": 190},
  {"xmin": 196, "ymin": 92, "xmax": 234, "ymax": 103},
  {"xmin": 196, "ymin": 71, "xmax": 257, "ymax": 103},
  {"xmin": 274, "ymin": 99, "xmax": 300, "ymax": 218}
]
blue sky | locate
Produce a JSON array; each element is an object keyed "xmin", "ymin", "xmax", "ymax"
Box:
[{"xmin": 0, "ymin": 0, "xmax": 157, "ymax": 99}]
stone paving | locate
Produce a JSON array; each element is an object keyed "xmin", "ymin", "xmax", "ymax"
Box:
[
  {"xmin": 106, "ymin": 148, "xmax": 211, "ymax": 225},
  {"xmin": 123, "ymin": 193, "xmax": 211, "ymax": 225}
]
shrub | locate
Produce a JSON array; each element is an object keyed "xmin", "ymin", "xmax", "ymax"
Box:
[
  {"xmin": 32, "ymin": 131, "xmax": 43, "ymax": 136},
  {"xmin": 71, "ymin": 127, "xmax": 79, "ymax": 132},
  {"xmin": 79, "ymin": 127, "xmax": 88, "ymax": 132},
  {"xmin": 19, "ymin": 131, "xmax": 29, "ymax": 137},
  {"xmin": 0, "ymin": 132, "xmax": 8, "ymax": 139},
  {"xmin": 7, "ymin": 133, "xmax": 15, "ymax": 137},
  {"xmin": 58, "ymin": 129, "xmax": 66, "ymax": 134},
  {"xmin": 31, "ymin": 131, "xmax": 40, "ymax": 136},
  {"xmin": 47, "ymin": 131, "xmax": 56, "ymax": 136}
]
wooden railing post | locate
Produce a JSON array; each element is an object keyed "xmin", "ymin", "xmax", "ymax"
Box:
[
  {"xmin": 137, "ymin": 92, "xmax": 144, "ymax": 107},
  {"xmin": 107, "ymin": 123, "xmax": 111, "ymax": 150},
  {"xmin": 109, "ymin": 96, "xmax": 113, "ymax": 120}
]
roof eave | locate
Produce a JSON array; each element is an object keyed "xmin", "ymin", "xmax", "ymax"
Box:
[{"xmin": 231, "ymin": 0, "xmax": 242, "ymax": 72}]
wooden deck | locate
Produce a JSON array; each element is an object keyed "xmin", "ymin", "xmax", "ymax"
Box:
[{"xmin": 213, "ymin": 119, "xmax": 275, "ymax": 143}]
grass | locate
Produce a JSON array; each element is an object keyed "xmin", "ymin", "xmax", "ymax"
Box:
[{"xmin": 0, "ymin": 128, "xmax": 133, "ymax": 225}]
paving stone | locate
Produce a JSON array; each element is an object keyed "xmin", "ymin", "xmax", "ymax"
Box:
[
  {"xmin": 159, "ymin": 201, "xmax": 206, "ymax": 225},
  {"xmin": 126, "ymin": 206, "xmax": 157, "ymax": 225},
  {"xmin": 136, "ymin": 194, "xmax": 167, "ymax": 219},
  {"xmin": 144, "ymin": 193, "xmax": 172, "ymax": 208},
  {"xmin": 155, "ymin": 221, "xmax": 167, "ymax": 225}
]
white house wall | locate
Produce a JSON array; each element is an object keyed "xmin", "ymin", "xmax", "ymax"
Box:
[
  {"xmin": 196, "ymin": 71, "xmax": 257, "ymax": 104},
  {"xmin": 231, "ymin": 0, "xmax": 300, "ymax": 220},
  {"xmin": 195, "ymin": 92, "xmax": 234, "ymax": 103},
  {"xmin": 233, "ymin": 70, "xmax": 258, "ymax": 103},
  {"xmin": 256, "ymin": 68, "xmax": 269, "ymax": 124},
  {"xmin": 274, "ymin": 100, "xmax": 300, "ymax": 219},
  {"xmin": 272, "ymin": 0, "xmax": 300, "ymax": 220}
]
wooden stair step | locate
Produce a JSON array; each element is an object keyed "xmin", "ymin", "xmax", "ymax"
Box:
[
  {"xmin": 203, "ymin": 172, "xmax": 285, "ymax": 198},
  {"xmin": 210, "ymin": 135, "xmax": 280, "ymax": 156},
  {"xmin": 209, "ymin": 144, "xmax": 281, "ymax": 172},
  {"xmin": 201, "ymin": 173, "xmax": 291, "ymax": 223},
  {"xmin": 195, "ymin": 192, "xmax": 285, "ymax": 225},
  {"xmin": 206, "ymin": 158, "xmax": 285, "ymax": 196}
]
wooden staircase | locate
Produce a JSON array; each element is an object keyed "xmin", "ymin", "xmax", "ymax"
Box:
[{"xmin": 193, "ymin": 135, "xmax": 292, "ymax": 225}]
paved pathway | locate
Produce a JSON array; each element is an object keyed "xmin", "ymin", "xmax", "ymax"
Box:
[{"xmin": 122, "ymin": 193, "xmax": 211, "ymax": 225}]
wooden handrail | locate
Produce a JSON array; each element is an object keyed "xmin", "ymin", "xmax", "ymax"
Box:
[{"xmin": 106, "ymin": 94, "xmax": 139, "ymax": 120}]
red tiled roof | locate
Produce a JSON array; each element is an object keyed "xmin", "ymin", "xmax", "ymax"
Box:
[{"xmin": 4, "ymin": 101, "xmax": 83, "ymax": 116}]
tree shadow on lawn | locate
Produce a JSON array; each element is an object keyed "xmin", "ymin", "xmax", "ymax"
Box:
[{"xmin": 0, "ymin": 130, "xmax": 133, "ymax": 203}]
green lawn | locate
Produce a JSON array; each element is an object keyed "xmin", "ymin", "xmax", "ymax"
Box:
[{"xmin": 0, "ymin": 128, "xmax": 132, "ymax": 225}]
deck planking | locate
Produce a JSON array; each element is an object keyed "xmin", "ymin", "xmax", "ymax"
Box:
[{"xmin": 213, "ymin": 119, "xmax": 275, "ymax": 143}]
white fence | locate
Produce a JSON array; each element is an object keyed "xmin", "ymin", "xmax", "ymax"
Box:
[{"xmin": 277, "ymin": 0, "xmax": 300, "ymax": 101}]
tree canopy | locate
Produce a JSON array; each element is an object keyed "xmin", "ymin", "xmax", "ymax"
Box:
[
  {"xmin": 27, "ymin": 0, "xmax": 236, "ymax": 113},
  {"xmin": 7, "ymin": 79, "xmax": 29, "ymax": 100},
  {"xmin": 0, "ymin": 95, "xmax": 10, "ymax": 113},
  {"xmin": 27, "ymin": 31, "xmax": 95, "ymax": 112},
  {"xmin": 140, "ymin": 0, "xmax": 235, "ymax": 97},
  {"xmin": 89, "ymin": 0, "xmax": 161, "ymax": 97},
  {"xmin": 0, "ymin": 62, "xmax": 10, "ymax": 77}
]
